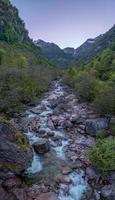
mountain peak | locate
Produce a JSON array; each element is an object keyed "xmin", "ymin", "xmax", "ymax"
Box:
[
  {"xmin": 35, "ymin": 39, "xmax": 62, "ymax": 53},
  {"xmin": 34, "ymin": 24, "xmax": 115, "ymax": 67}
]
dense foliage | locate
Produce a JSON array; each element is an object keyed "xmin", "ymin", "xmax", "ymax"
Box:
[
  {"xmin": 0, "ymin": 65, "xmax": 56, "ymax": 115},
  {"xmin": 0, "ymin": 0, "xmax": 56, "ymax": 116},
  {"xmin": 0, "ymin": 0, "xmax": 30, "ymax": 43},
  {"xmin": 0, "ymin": 41, "xmax": 56, "ymax": 116},
  {"xmin": 64, "ymin": 44, "xmax": 115, "ymax": 115},
  {"xmin": 87, "ymin": 138, "xmax": 115, "ymax": 174}
]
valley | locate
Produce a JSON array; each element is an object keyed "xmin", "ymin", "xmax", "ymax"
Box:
[
  {"xmin": 0, "ymin": 1, "xmax": 115, "ymax": 200},
  {"xmin": 5, "ymin": 79, "xmax": 113, "ymax": 200}
]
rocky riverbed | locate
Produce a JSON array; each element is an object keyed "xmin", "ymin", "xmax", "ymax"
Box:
[{"xmin": 1, "ymin": 80, "xmax": 115, "ymax": 200}]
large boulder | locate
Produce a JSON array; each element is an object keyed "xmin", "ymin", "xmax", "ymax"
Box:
[
  {"xmin": 33, "ymin": 139, "xmax": 50, "ymax": 154},
  {"xmin": 58, "ymin": 119, "xmax": 73, "ymax": 129},
  {"xmin": 85, "ymin": 117, "xmax": 110, "ymax": 136},
  {"xmin": 0, "ymin": 186, "xmax": 10, "ymax": 200},
  {"xmin": 47, "ymin": 119, "xmax": 55, "ymax": 130},
  {"xmin": 86, "ymin": 166, "xmax": 101, "ymax": 182},
  {"xmin": 3, "ymin": 177, "xmax": 22, "ymax": 189},
  {"xmin": 0, "ymin": 119, "xmax": 32, "ymax": 177},
  {"xmin": 101, "ymin": 185, "xmax": 115, "ymax": 200},
  {"xmin": 36, "ymin": 192, "xmax": 58, "ymax": 200},
  {"xmin": 107, "ymin": 171, "xmax": 115, "ymax": 185},
  {"xmin": 12, "ymin": 188, "xmax": 27, "ymax": 200}
]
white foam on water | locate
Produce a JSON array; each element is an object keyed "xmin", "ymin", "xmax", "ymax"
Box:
[
  {"xmin": 58, "ymin": 171, "xmax": 88, "ymax": 200},
  {"xmin": 25, "ymin": 131, "xmax": 39, "ymax": 144},
  {"xmin": 41, "ymin": 99, "xmax": 51, "ymax": 108},
  {"xmin": 26, "ymin": 151, "xmax": 42, "ymax": 174},
  {"xmin": 54, "ymin": 130, "xmax": 64, "ymax": 137},
  {"xmin": 40, "ymin": 110, "xmax": 53, "ymax": 117},
  {"xmin": 26, "ymin": 111, "xmax": 36, "ymax": 119},
  {"xmin": 53, "ymin": 140, "xmax": 68, "ymax": 159},
  {"xmin": 39, "ymin": 127, "xmax": 51, "ymax": 133},
  {"xmin": 25, "ymin": 80, "xmax": 89, "ymax": 198},
  {"xmin": 48, "ymin": 85, "xmax": 64, "ymax": 100},
  {"xmin": 25, "ymin": 81, "xmax": 66, "ymax": 175}
]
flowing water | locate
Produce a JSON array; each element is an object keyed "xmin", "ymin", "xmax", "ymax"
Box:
[{"xmin": 25, "ymin": 80, "xmax": 89, "ymax": 200}]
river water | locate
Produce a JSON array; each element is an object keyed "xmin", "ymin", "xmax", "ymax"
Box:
[{"xmin": 24, "ymin": 80, "xmax": 89, "ymax": 200}]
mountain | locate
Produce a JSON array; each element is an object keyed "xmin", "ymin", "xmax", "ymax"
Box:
[
  {"xmin": 74, "ymin": 25, "xmax": 115, "ymax": 64},
  {"xmin": 63, "ymin": 47, "xmax": 75, "ymax": 55},
  {"xmin": 35, "ymin": 25, "xmax": 115, "ymax": 67},
  {"xmin": 35, "ymin": 39, "xmax": 74, "ymax": 68}
]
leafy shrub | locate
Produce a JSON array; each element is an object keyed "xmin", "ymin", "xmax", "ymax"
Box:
[
  {"xmin": 96, "ymin": 129, "xmax": 108, "ymax": 139},
  {"xmin": 0, "ymin": 66, "xmax": 56, "ymax": 115},
  {"xmin": 109, "ymin": 123, "xmax": 115, "ymax": 136},
  {"xmin": 87, "ymin": 138, "xmax": 115, "ymax": 174},
  {"xmin": 76, "ymin": 74, "xmax": 97, "ymax": 102},
  {"xmin": 0, "ymin": 48, "xmax": 6, "ymax": 65},
  {"xmin": 93, "ymin": 86, "xmax": 115, "ymax": 115}
]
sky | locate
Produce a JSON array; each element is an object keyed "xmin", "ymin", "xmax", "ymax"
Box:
[{"xmin": 11, "ymin": 0, "xmax": 115, "ymax": 49}]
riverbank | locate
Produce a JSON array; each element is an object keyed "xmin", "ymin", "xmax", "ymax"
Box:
[{"xmin": 1, "ymin": 80, "xmax": 114, "ymax": 200}]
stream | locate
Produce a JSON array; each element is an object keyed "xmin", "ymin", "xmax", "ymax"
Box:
[{"xmin": 23, "ymin": 80, "xmax": 92, "ymax": 200}]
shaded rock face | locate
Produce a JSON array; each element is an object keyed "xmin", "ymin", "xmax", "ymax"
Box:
[
  {"xmin": 0, "ymin": 186, "xmax": 10, "ymax": 200},
  {"xmin": 12, "ymin": 188, "xmax": 26, "ymax": 200},
  {"xmin": 33, "ymin": 139, "xmax": 50, "ymax": 154},
  {"xmin": 101, "ymin": 185, "xmax": 115, "ymax": 200},
  {"xmin": 36, "ymin": 192, "xmax": 58, "ymax": 200},
  {"xmin": 86, "ymin": 167, "xmax": 100, "ymax": 182},
  {"xmin": 3, "ymin": 177, "xmax": 22, "ymax": 189},
  {"xmin": 107, "ymin": 171, "xmax": 115, "ymax": 185},
  {"xmin": 85, "ymin": 117, "xmax": 110, "ymax": 136},
  {"xmin": 0, "ymin": 120, "xmax": 32, "ymax": 176}
]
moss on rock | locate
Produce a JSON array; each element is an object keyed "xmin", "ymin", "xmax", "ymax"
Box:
[{"xmin": 0, "ymin": 117, "xmax": 32, "ymax": 175}]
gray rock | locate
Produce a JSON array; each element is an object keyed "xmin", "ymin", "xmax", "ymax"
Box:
[
  {"xmin": 3, "ymin": 177, "xmax": 22, "ymax": 189},
  {"xmin": 72, "ymin": 160, "xmax": 84, "ymax": 169},
  {"xmin": 86, "ymin": 167, "xmax": 100, "ymax": 182},
  {"xmin": 59, "ymin": 119, "xmax": 73, "ymax": 129},
  {"xmin": 37, "ymin": 192, "xmax": 58, "ymax": 200},
  {"xmin": 47, "ymin": 119, "xmax": 55, "ymax": 130},
  {"xmin": 101, "ymin": 185, "xmax": 115, "ymax": 200},
  {"xmin": 70, "ymin": 114, "xmax": 80, "ymax": 123},
  {"xmin": 111, "ymin": 117, "xmax": 115, "ymax": 124},
  {"xmin": 94, "ymin": 190, "xmax": 101, "ymax": 200},
  {"xmin": 78, "ymin": 124, "xmax": 86, "ymax": 130},
  {"xmin": 12, "ymin": 188, "xmax": 27, "ymax": 200},
  {"xmin": 0, "ymin": 120, "xmax": 32, "ymax": 176},
  {"xmin": 0, "ymin": 186, "xmax": 10, "ymax": 200},
  {"xmin": 33, "ymin": 139, "xmax": 50, "ymax": 154},
  {"xmin": 30, "ymin": 107, "xmax": 40, "ymax": 114},
  {"xmin": 107, "ymin": 171, "xmax": 115, "ymax": 185},
  {"xmin": 85, "ymin": 117, "xmax": 110, "ymax": 136}
]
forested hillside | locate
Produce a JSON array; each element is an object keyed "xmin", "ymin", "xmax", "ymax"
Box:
[
  {"xmin": 64, "ymin": 43, "xmax": 115, "ymax": 115},
  {"xmin": 35, "ymin": 39, "xmax": 74, "ymax": 68},
  {"xmin": 0, "ymin": 0, "xmax": 56, "ymax": 116},
  {"xmin": 74, "ymin": 25, "xmax": 115, "ymax": 64}
]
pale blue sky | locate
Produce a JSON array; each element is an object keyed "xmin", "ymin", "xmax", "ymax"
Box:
[{"xmin": 11, "ymin": 0, "xmax": 115, "ymax": 48}]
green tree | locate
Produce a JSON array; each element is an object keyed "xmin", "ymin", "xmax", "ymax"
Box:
[
  {"xmin": 18, "ymin": 55, "xmax": 28, "ymax": 68},
  {"xmin": 87, "ymin": 138, "xmax": 115, "ymax": 174},
  {"xmin": 0, "ymin": 48, "xmax": 6, "ymax": 65}
]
